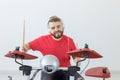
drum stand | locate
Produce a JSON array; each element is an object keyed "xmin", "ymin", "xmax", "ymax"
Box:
[
  {"xmin": 13, "ymin": 54, "xmax": 31, "ymax": 80},
  {"xmin": 14, "ymin": 54, "xmax": 84, "ymax": 80},
  {"xmin": 14, "ymin": 54, "xmax": 41, "ymax": 80},
  {"xmin": 5, "ymin": 47, "xmax": 39, "ymax": 80},
  {"xmin": 67, "ymin": 44, "xmax": 111, "ymax": 80}
]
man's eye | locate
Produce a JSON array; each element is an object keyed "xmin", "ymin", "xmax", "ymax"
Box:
[
  {"xmin": 51, "ymin": 27, "xmax": 55, "ymax": 30},
  {"xmin": 57, "ymin": 25, "xmax": 62, "ymax": 28}
]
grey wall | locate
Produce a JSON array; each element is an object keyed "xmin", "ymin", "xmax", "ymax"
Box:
[{"xmin": 0, "ymin": 0, "xmax": 120, "ymax": 72}]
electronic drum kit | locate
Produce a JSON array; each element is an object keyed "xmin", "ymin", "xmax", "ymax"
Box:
[{"xmin": 4, "ymin": 44, "xmax": 111, "ymax": 80}]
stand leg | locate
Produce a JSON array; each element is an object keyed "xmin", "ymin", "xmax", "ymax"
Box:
[{"xmin": 24, "ymin": 75, "xmax": 30, "ymax": 80}]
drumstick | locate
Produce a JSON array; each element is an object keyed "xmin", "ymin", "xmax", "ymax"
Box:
[
  {"xmin": 21, "ymin": 19, "xmax": 25, "ymax": 52},
  {"xmin": 75, "ymin": 43, "xmax": 81, "ymax": 66}
]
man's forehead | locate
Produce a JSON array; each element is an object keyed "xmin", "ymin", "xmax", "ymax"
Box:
[{"xmin": 49, "ymin": 22, "xmax": 62, "ymax": 27}]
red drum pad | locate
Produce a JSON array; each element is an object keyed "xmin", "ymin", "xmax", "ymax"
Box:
[
  {"xmin": 85, "ymin": 67, "xmax": 111, "ymax": 78},
  {"xmin": 5, "ymin": 50, "xmax": 38, "ymax": 60}
]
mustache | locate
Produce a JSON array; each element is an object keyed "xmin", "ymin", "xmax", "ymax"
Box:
[{"xmin": 54, "ymin": 30, "xmax": 62, "ymax": 34}]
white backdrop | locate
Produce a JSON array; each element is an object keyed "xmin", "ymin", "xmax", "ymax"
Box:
[{"xmin": 0, "ymin": 0, "xmax": 120, "ymax": 72}]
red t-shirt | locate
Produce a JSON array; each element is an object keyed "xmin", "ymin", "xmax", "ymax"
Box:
[{"xmin": 29, "ymin": 34, "xmax": 76, "ymax": 67}]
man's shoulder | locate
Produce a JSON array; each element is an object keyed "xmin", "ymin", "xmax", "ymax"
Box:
[
  {"xmin": 63, "ymin": 34, "xmax": 73, "ymax": 40},
  {"xmin": 34, "ymin": 34, "xmax": 50, "ymax": 40}
]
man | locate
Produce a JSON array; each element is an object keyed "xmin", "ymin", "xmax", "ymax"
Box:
[{"xmin": 22, "ymin": 16, "xmax": 84, "ymax": 80}]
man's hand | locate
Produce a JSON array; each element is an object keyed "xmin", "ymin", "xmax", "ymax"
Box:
[
  {"xmin": 74, "ymin": 57, "xmax": 81, "ymax": 67},
  {"xmin": 21, "ymin": 43, "xmax": 30, "ymax": 52}
]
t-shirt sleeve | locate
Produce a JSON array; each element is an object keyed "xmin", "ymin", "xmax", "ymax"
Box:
[
  {"xmin": 69, "ymin": 38, "xmax": 77, "ymax": 51},
  {"xmin": 28, "ymin": 37, "xmax": 42, "ymax": 51}
]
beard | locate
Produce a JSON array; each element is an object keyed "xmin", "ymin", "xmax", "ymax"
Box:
[{"xmin": 51, "ymin": 30, "xmax": 63, "ymax": 39}]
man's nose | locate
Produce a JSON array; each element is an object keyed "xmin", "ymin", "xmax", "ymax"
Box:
[{"xmin": 54, "ymin": 27, "xmax": 59, "ymax": 31}]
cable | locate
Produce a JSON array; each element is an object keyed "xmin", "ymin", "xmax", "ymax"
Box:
[{"xmin": 80, "ymin": 58, "xmax": 90, "ymax": 74}]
